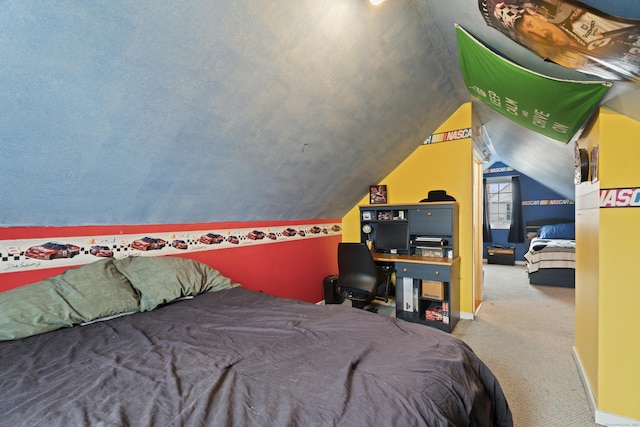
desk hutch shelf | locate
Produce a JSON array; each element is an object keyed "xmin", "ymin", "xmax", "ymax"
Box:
[{"xmin": 360, "ymin": 202, "xmax": 460, "ymax": 333}]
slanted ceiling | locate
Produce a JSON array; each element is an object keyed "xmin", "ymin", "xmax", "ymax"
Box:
[{"xmin": 1, "ymin": 1, "xmax": 638, "ymax": 226}]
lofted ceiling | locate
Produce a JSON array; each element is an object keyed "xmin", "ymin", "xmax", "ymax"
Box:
[{"xmin": 1, "ymin": 0, "xmax": 638, "ymax": 226}]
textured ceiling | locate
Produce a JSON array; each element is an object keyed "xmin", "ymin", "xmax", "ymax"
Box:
[{"xmin": 1, "ymin": 1, "xmax": 638, "ymax": 226}]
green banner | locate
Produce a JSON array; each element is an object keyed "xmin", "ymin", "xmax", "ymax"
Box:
[{"xmin": 456, "ymin": 25, "xmax": 610, "ymax": 143}]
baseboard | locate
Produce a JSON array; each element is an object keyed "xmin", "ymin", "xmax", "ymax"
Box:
[
  {"xmin": 460, "ymin": 311, "xmax": 474, "ymax": 320},
  {"xmin": 473, "ymin": 301, "xmax": 483, "ymax": 317},
  {"xmin": 572, "ymin": 347, "xmax": 640, "ymax": 426},
  {"xmin": 596, "ymin": 410, "xmax": 640, "ymax": 427},
  {"xmin": 482, "ymin": 259, "xmax": 526, "ymax": 266},
  {"xmin": 572, "ymin": 347, "xmax": 598, "ymax": 418}
]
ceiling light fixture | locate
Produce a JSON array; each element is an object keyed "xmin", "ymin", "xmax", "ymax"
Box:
[{"xmin": 370, "ymin": 0, "xmax": 385, "ymax": 5}]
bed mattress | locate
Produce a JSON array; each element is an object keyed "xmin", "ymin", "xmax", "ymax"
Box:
[
  {"xmin": 524, "ymin": 237, "xmax": 575, "ymax": 274},
  {"xmin": 0, "ymin": 286, "xmax": 512, "ymax": 427}
]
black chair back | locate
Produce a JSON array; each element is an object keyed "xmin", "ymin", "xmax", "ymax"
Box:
[{"xmin": 337, "ymin": 243, "xmax": 378, "ymax": 305}]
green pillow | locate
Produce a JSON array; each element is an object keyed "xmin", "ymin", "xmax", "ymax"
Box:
[
  {"xmin": 0, "ymin": 258, "xmax": 140, "ymax": 340},
  {"xmin": 113, "ymin": 256, "xmax": 234, "ymax": 311}
]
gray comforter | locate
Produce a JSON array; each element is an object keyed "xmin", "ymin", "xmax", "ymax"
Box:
[{"xmin": 0, "ymin": 286, "xmax": 512, "ymax": 426}]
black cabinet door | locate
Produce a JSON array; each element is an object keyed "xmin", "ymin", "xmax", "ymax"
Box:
[{"xmin": 408, "ymin": 206, "xmax": 452, "ymax": 235}]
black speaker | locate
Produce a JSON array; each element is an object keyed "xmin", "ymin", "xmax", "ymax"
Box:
[{"xmin": 323, "ymin": 274, "xmax": 344, "ymax": 304}]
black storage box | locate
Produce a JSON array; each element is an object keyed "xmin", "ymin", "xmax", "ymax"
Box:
[
  {"xmin": 323, "ymin": 274, "xmax": 344, "ymax": 304},
  {"xmin": 487, "ymin": 247, "xmax": 515, "ymax": 265}
]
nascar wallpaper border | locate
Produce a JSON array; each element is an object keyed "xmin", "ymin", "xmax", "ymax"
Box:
[{"xmin": 1, "ymin": 221, "xmax": 342, "ymax": 275}]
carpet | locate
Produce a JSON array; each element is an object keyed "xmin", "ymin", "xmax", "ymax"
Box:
[{"xmin": 452, "ymin": 264, "xmax": 596, "ymax": 426}]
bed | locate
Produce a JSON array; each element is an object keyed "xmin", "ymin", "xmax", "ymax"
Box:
[
  {"xmin": 524, "ymin": 219, "xmax": 576, "ymax": 288},
  {"xmin": 0, "ymin": 256, "xmax": 512, "ymax": 426}
]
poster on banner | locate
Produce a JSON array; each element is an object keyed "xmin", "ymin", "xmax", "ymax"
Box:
[{"xmin": 479, "ymin": 0, "xmax": 640, "ymax": 82}]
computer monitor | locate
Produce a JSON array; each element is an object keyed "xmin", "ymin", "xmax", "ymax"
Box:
[{"xmin": 375, "ymin": 221, "xmax": 410, "ymax": 254}]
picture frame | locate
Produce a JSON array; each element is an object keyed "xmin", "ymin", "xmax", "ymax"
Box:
[
  {"xmin": 369, "ymin": 185, "xmax": 387, "ymax": 204},
  {"xmin": 377, "ymin": 210, "xmax": 391, "ymax": 221},
  {"xmin": 361, "ymin": 211, "xmax": 372, "ymax": 221}
]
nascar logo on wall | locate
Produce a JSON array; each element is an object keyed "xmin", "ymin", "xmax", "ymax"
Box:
[
  {"xmin": 423, "ymin": 128, "xmax": 473, "ymax": 145},
  {"xmin": 522, "ymin": 199, "xmax": 574, "ymax": 206},
  {"xmin": 600, "ymin": 187, "xmax": 640, "ymax": 207}
]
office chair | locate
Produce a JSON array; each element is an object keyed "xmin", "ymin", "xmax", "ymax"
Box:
[{"xmin": 336, "ymin": 243, "xmax": 393, "ymax": 310}]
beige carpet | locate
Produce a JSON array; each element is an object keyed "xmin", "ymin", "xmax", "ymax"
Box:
[{"xmin": 452, "ymin": 264, "xmax": 596, "ymax": 426}]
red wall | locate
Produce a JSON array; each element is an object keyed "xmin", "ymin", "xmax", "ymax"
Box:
[{"xmin": 0, "ymin": 220, "xmax": 341, "ymax": 303}]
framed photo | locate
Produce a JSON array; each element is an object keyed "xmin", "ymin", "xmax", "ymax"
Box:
[
  {"xmin": 361, "ymin": 211, "xmax": 372, "ymax": 221},
  {"xmin": 377, "ymin": 210, "xmax": 391, "ymax": 221},
  {"xmin": 369, "ymin": 185, "xmax": 387, "ymax": 204}
]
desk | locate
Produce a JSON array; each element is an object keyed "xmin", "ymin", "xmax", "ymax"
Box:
[
  {"xmin": 371, "ymin": 252, "xmax": 460, "ymax": 333},
  {"xmin": 372, "ymin": 253, "xmax": 459, "ymax": 266}
]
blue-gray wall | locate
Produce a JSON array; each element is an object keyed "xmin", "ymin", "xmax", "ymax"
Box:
[
  {"xmin": 483, "ymin": 162, "xmax": 575, "ymax": 261},
  {"xmin": 1, "ymin": 1, "xmax": 468, "ymax": 226},
  {"xmin": 2, "ymin": 0, "xmax": 638, "ymax": 227}
]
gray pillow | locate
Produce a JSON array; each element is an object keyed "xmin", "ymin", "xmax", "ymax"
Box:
[
  {"xmin": 0, "ymin": 258, "xmax": 140, "ymax": 340},
  {"xmin": 113, "ymin": 256, "xmax": 234, "ymax": 311}
]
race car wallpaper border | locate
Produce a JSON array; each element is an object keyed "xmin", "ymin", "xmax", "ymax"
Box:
[{"xmin": 0, "ymin": 221, "xmax": 342, "ymax": 276}]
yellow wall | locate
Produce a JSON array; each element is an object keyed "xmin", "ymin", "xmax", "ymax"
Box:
[
  {"xmin": 575, "ymin": 114, "xmax": 600, "ymax": 400},
  {"xmin": 576, "ymin": 107, "xmax": 640, "ymax": 421},
  {"xmin": 342, "ymin": 102, "xmax": 475, "ymax": 314},
  {"xmin": 596, "ymin": 109, "xmax": 640, "ymax": 419}
]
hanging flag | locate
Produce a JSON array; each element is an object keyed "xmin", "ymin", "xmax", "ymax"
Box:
[{"xmin": 456, "ymin": 24, "xmax": 610, "ymax": 143}]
